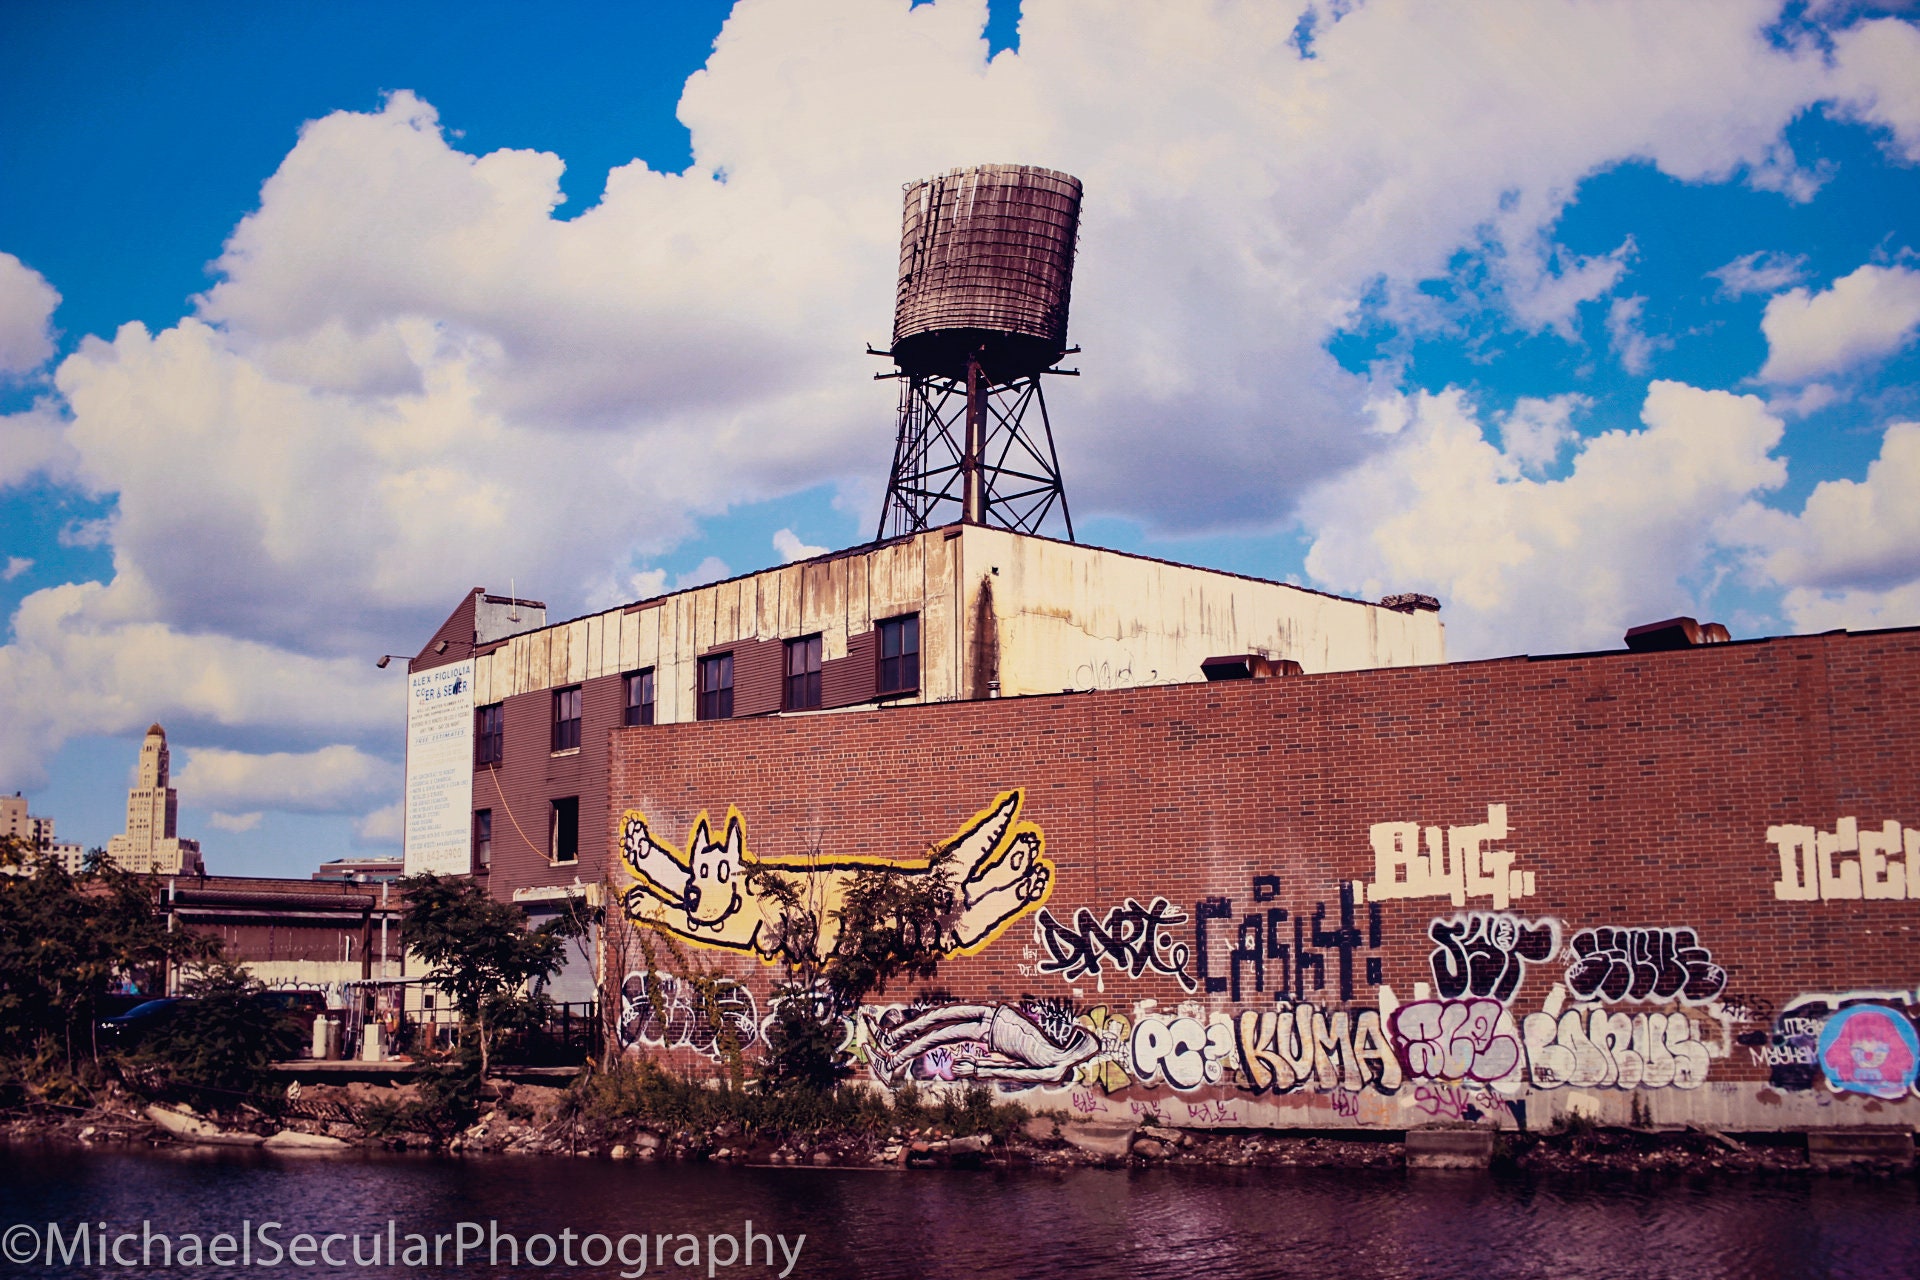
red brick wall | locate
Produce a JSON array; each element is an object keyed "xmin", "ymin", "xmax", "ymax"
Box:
[{"xmin": 603, "ymin": 627, "xmax": 1920, "ymax": 1102}]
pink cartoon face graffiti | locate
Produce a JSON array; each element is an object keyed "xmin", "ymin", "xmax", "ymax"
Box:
[{"xmin": 1816, "ymin": 1004, "xmax": 1919, "ymax": 1100}]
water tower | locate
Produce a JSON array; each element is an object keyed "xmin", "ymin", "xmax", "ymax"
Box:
[{"xmin": 875, "ymin": 164, "xmax": 1082, "ymax": 540}]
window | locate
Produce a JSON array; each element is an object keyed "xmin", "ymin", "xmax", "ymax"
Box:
[
  {"xmin": 473, "ymin": 809, "xmax": 492, "ymax": 872},
  {"xmin": 624, "ymin": 669, "xmax": 655, "ymax": 727},
  {"xmin": 698, "ymin": 653, "xmax": 733, "ymax": 720},
  {"xmin": 475, "ymin": 704, "xmax": 504, "ymax": 766},
  {"xmin": 550, "ymin": 797, "xmax": 579, "ymax": 864},
  {"xmin": 551, "ymin": 685, "xmax": 582, "ymax": 752},
  {"xmin": 784, "ymin": 634, "xmax": 823, "ymax": 711},
  {"xmin": 878, "ymin": 614, "xmax": 920, "ymax": 694}
]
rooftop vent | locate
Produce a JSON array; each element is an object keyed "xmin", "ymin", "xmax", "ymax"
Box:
[
  {"xmin": 1201, "ymin": 654, "xmax": 1303, "ymax": 681},
  {"xmin": 1623, "ymin": 616, "xmax": 1732, "ymax": 652}
]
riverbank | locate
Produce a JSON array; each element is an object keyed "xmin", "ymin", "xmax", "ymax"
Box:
[{"xmin": 4, "ymin": 1078, "xmax": 1910, "ymax": 1179}]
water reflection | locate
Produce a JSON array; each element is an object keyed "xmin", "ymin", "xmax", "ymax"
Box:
[{"xmin": 2, "ymin": 1144, "xmax": 1915, "ymax": 1279}]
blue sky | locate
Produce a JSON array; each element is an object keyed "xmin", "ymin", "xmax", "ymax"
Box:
[{"xmin": 1, "ymin": 0, "xmax": 1917, "ymax": 875}]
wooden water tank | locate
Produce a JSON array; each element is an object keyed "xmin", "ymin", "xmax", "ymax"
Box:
[{"xmin": 891, "ymin": 164, "xmax": 1082, "ymax": 382}]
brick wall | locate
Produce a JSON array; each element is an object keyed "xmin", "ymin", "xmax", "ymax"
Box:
[{"xmin": 601, "ymin": 627, "xmax": 1920, "ymax": 1129}]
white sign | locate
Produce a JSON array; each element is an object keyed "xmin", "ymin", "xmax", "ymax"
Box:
[{"xmin": 404, "ymin": 658, "xmax": 475, "ymax": 875}]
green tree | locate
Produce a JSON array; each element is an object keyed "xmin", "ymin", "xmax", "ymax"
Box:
[
  {"xmin": 397, "ymin": 874, "xmax": 577, "ymax": 1078},
  {"xmin": 136, "ymin": 960, "xmax": 303, "ymax": 1097},
  {"xmin": 0, "ymin": 838, "xmax": 213, "ymax": 1069},
  {"xmin": 749, "ymin": 841, "xmax": 960, "ymax": 1092}
]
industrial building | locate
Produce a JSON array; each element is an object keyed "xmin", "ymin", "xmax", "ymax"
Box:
[{"xmin": 394, "ymin": 163, "xmax": 1920, "ymax": 1136}]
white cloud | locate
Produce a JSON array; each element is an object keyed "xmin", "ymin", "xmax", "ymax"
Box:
[
  {"xmin": 1, "ymin": 557, "xmax": 30, "ymax": 582},
  {"xmin": 353, "ymin": 801, "xmax": 404, "ymax": 845},
  {"xmin": 1829, "ymin": 15, "xmax": 1920, "ymax": 163},
  {"xmin": 1759, "ymin": 263, "xmax": 1920, "ymax": 383},
  {"xmin": 0, "ymin": 400, "xmax": 78, "ymax": 489},
  {"xmin": 1497, "ymin": 394, "xmax": 1588, "ymax": 476},
  {"xmin": 1605, "ymin": 296, "xmax": 1668, "ymax": 376},
  {"xmin": 0, "ymin": 253, "xmax": 59, "ymax": 376},
  {"xmin": 4, "ymin": 0, "xmax": 1916, "ymax": 790},
  {"xmin": 675, "ymin": 557, "xmax": 731, "ymax": 590},
  {"xmin": 207, "ymin": 811, "xmax": 263, "ymax": 833},
  {"xmin": 1300, "ymin": 380, "xmax": 1787, "ymax": 658},
  {"xmin": 1729, "ymin": 421, "xmax": 1920, "ymax": 604},
  {"xmin": 173, "ymin": 742, "xmax": 392, "ymax": 814},
  {"xmin": 1766, "ymin": 382, "xmax": 1840, "ymax": 418},
  {"xmin": 0, "ymin": 573, "xmax": 399, "ymax": 786},
  {"xmin": 1711, "ymin": 250, "xmax": 1807, "ymax": 297},
  {"xmin": 773, "ymin": 528, "xmax": 828, "ymax": 562}
]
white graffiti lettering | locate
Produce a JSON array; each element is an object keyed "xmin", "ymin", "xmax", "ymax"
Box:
[{"xmin": 1358, "ymin": 804, "xmax": 1538, "ymax": 909}]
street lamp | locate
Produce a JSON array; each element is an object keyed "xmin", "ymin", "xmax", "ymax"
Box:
[{"xmin": 375, "ymin": 655, "xmax": 406, "ymax": 669}]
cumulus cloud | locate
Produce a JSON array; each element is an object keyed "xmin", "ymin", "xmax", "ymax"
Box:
[
  {"xmin": 2, "ymin": 557, "xmax": 30, "ymax": 582},
  {"xmin": 1300, "ymin": 381, "xmax": 1787, "ymax": 658},
  {"xmin": 773, "ymin": 528, "xmax": 828, "ymax": 562},
  {"xmin": 173, "ymin": 742, "xmax": 392, "ymax": 814},
  {"xmin": 0, "ymin": 400, "xmax": 79, "ymax": 489},
  {"xmin": 1759, "ymin": 263, "xmax": 1920, "ymax": 383},
  {"xmin": 353, "ymin": 801, "xmax": 404, "ymax": 845},
  {"xmin": 0, "ymin": 573, "xmax": 398, "ymax": 786},
  {"xmin": 1497, "ymin": 394, "xmax": 1589, "ymax": 476},
  {"xmin": 0, "ymin": 253, "xmax": 59, "ymax": 376},
  {"xmin": 5, "ymin": 0, "xmax": 1919, "ymax": 793},
  {"xmin": 207, "ymin": 811, "xmax": 263, "ymax": 833}
]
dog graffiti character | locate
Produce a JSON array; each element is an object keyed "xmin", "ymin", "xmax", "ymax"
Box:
[{"xmin": 620, "ymin": 790, "xmax": 1053, "ymax": 961}]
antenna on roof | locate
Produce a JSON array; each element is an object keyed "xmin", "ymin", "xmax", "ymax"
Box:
[{"xmin": 507, "ymin": 579, "xmax": 520, "ymax": 623}]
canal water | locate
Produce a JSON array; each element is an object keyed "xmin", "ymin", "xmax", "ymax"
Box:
[{"xmin": 2, "ymin": 1144, "xmax": 1916, "ymax": 1279}]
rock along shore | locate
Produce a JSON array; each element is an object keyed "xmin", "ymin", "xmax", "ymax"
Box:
[{"xmin": 4, "ymin": 1080, "xmax": 1907, "ymax": 1179}]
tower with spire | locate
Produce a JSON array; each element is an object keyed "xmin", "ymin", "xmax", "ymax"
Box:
[{"xmin": 105, "ymin": 723, "xmax": 204, "ymax": 875}]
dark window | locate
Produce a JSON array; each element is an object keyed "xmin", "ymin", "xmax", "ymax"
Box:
[
  {"xmin": 784, "ymin": 634, "xmax": 823, "ymax": 711},
  {"xmin": 550, "ymin": 797, "xmax": 579, "ymax": 864},
  {"xmin": 475, "ymin": 704, "xmax": 504, "ymax": 765},
  {"xmin": 624, "ymin": 669, "xmax": 655, "ymax": 727},
  {"xmin": 698, "ymin": 653, "xmax": 733, "ymax": 720},
  {"xmin": 473, "ymin": 809, "xmax": 492, "ymax": 872},
  {"xmin": 551, "ymin": 685, "xmax": 582, "ymax": 752},
  {"xmin": 878, "ymin": 614, "xmax": 920, "ymax": 694}
]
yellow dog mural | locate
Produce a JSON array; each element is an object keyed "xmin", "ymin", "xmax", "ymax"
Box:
[{"xmin": 619, "ymin": 790, "xmax": 1052, "ymax": 962}]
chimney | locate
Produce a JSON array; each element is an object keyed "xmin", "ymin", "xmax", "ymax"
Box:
[{"xmin": 1624, "ymin": 617, "xmax": 1732, "ymax": 652}]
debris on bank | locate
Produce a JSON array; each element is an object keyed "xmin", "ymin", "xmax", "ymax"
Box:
[{"xmin": 3, "ymin": 1083, "xmax": 1907, "ymax": 1179}]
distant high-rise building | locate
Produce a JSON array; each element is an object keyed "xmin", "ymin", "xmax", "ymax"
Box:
[
  {"xmin": 0, "ymin": 793, "xmax": 86, "ymax": 875},
  {"xmin": 105, "ymin": 724, "xmax": 204, "ymax": 876}
]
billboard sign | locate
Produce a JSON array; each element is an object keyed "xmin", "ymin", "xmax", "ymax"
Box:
[{"xmin": 403, "ymin": 658, "xmax": 475, "ymax": 875}]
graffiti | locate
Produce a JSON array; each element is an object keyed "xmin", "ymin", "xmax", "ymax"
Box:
[
  {"xmin": 619, "ymin": 790, "xmax": 1052, "ymax": 961},
  {"xmin": 1129, "ymin": 1009, "xmax": 1236, "ymax": 1090},
  {"xmin": 1232, "ymin": 1002, "xmax": 1403, "ymax": 1094},
  {"xmin": 616, "ymin": 972, "xmax": 760, "ymax": 1057},
  {"xmin": 1819, "ymin": 1005, "xmax": 1920, "ymax": 1099},
  {"xmin": 1428, "ymin": 913, "xmax": 1559, "ymax": 1002},
  {"xmin": 1409, "ymin": 1083, "xmax": 1511, "ymax": 1124},
  {"xmin": 1072, "ymin": 1005, "xmax": 1134, "ymax": 1092},
  {"xmin": 866, "ymin": 1000, "xmax": 1109, "ymax": 1087},
  {"xmin": 1073, "ymin": 659, "xmax": 1153, "ymax": 691},
  {"xmin": 1033, "ymin": 896, "xmax": 1195, "ymax": 991},
  {"xmin": 1388, "ymin": 998, "xmax": 1523, "ymax": 1084},
  {"xmin": 1521, "ymin": 1007, "xmax": 1711, "ymax": 1090},
  {"xmin": 1562, "ymin": 927, "xmax": 1727, "ymax": 1005},
  {"xmin": 1358, "ymin": 803, "xmax": 1538, "ymax": 909},
  {"xmin": 1751, "ymin": 991, "xmax": 1920, "ymax": 1095},
  {"xmin": 1769, "ymin": 818, "xmax": 1916, "ymax": 901},
  {"xmin": 1198, "ymin": 877, "xmax": 1384, "ymax": 1004}
]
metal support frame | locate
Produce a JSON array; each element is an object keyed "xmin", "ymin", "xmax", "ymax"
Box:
[{"xmin": 876, "ymin": 353, "xmax": 1075, "ymax": 542}]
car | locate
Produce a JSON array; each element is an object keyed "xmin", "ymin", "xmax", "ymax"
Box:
[
  {"xmin": 97, "ymin": 997, "xmax": 187, "ymax": 1050},
  {"xmin": 249, "ymin": 989, "xmax": 330, "ymax": 1043}
]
